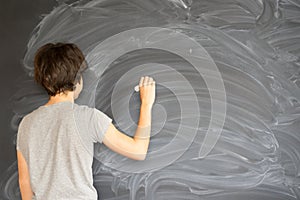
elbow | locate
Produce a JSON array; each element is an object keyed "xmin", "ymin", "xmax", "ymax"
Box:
[
  {"xmin": 136, "ymin": 154, "xmax": 146, "ymax": 161},
  {"xmin": 131, "ymin": 150, "xmax": 147, "ymax": 161},
  {"xmin": 131, "ymin": 152, "xmax": 147, "ymax": 161},
  {"xmin": 129, "ymin": 139, "xmax": 150, "ymax": 160},
  {"xmin": 132, "ymin": 140, "xmax": 150, "ymax": 161}
]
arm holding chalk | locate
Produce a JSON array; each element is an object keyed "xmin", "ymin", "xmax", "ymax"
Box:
[{"xmin": 102, "ymin": 76, "xmax": 155, "ymax": 160}]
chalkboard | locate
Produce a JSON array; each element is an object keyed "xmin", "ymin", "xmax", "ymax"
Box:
[{"xmin": 1, "ymin": 0, "xmax": 300, "ymax": 199}]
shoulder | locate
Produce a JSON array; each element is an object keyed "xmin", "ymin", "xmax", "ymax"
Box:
[
  {"xmin": 73, "ymin": 103, "xmax": 96, "ymax": 115},
  {"xmin": 73, "ymin": 103, "xmax": 112, "ymax": 122},
  {"xmin": 19, "ymin": 107, "xmax": 40, "ymax": 126},
  {"xmin": 73, "ymin": 104, "xmax": 104, "ymax": 121},
  {"xmin": 17, "ymin": 106, "xmax": 43, "ymax": 133},
  {"xmin": 73, "ymin": 103, "xmax": 110, "ymax": 115}
]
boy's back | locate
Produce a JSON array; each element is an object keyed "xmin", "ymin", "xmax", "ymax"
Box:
[{"xmin": 17, "ymin": 102, "xmax": 112, "ymax": 200}]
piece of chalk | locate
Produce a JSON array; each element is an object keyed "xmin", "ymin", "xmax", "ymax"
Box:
[{"xmin": 134, "ymin": 85, "xmax": 140, "ymax": 92}]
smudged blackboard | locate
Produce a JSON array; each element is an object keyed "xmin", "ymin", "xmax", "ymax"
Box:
[{"xmin": 1, "ymin": 0, "xmax": 300, "ymax": 199}]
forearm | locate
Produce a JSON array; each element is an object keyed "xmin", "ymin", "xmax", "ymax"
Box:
[
  {"xmin": 102, "ymin": 76, "xmax": 155, "ymax": 160},
  {"xmin": 133, "ymin": 103, "xmax": 152, "ymax": 158}
]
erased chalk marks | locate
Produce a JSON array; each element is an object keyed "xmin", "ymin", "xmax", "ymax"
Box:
[{"xmin": 1, "ymin": 0, "xmax": 300, "ymax": 199}]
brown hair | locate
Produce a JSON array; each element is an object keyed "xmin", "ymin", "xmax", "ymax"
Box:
[{"xmin": 34, "ymin": 43, "xmax": 87, "ymax": 96}]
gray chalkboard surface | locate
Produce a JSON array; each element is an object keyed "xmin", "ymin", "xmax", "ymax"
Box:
[
  {"xmin": 1, "ymin": 0, "xmax": 300, "ymax": 199},
  {"xmin": 0, "ymin": 0, "xmax": 56, "ymax": 198}
]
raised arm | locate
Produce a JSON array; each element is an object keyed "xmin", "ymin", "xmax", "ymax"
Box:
[{"xmin": 102, "ymin": 76, "xmax": 155, "ymax": 160}]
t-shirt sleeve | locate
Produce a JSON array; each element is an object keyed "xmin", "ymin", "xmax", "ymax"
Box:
[
  {"xmin": 74, "ymin": 105, "xmax": 113, "ymax": 144},
  {"xmin": 16, "ymin": 126, "xmax": 21, "ymax": 151},
  {"xmin": 16, "ymin": 117, "xmax": 28, "ymax": 156},
  {"xmin": 88, "ymin": 108, "xmax": 112, "ymax": 143}
]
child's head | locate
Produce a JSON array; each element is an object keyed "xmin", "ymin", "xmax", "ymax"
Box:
[{"xmin": 34, "ymin": 43, "xmax": 87, "ymax": 97}]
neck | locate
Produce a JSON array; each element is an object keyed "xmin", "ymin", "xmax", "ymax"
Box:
[{"xmin": 46, "ymin": 91, "xmax": 74, "ymax": 106}]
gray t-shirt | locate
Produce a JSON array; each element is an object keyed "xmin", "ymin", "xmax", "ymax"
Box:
[{"xmin": 16, "ymin": 101, "xmax": 112, "ymax": 200}]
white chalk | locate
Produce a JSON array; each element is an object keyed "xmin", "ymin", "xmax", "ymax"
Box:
[{"xmin": 134, "ymin": 85, "xmax": 140, "ymax": 92}]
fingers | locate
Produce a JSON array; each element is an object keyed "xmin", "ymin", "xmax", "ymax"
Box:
[
  {"xmin": 149, "ymin": 77, "xmax": 155, "ymax": 86},
  {"xmin": 144, "ymin": 76, "xmax": 149, "ymax": 85},
  {"xmin": 136, "ymin": 76, "xmax": 155, "ymax": 92},
  {"xmin": 139, "ymin": 76, "xmax": 144, "ymax": 87},
  {"xmin": 138, "ymin": 76, "xmax": 156, "ymax": 105},
  {"xmin": 139, "ymin": 76, "xmax": 155, "ymax": 86},
  {"xmin": 148, "ymin": 77, "xmax": 153, "ymax": 84}
]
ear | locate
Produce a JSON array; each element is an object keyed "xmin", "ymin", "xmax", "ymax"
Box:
[{"xmin": 74, "ymin": 76, "xmax": 83, "ymax": 99}]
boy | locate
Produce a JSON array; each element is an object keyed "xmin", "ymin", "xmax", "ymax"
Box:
[{"xmin": 16, "ymin": 43, "xmax": 155, "ymax": 200}]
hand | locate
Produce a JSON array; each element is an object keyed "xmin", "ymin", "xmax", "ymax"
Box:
[{"xmin": 139, "ymin": 76, "xmax": 156, "ymax": 107}]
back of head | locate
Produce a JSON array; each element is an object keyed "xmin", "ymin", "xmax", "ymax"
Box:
[{"xmin": 34, "ymin": 43, "xmax": 87, "ymax": 96}]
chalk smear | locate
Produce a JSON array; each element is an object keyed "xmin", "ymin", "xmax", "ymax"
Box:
[{"xmin": 1, "ymin": 0, "xmax": 300, "ymax": 199}]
